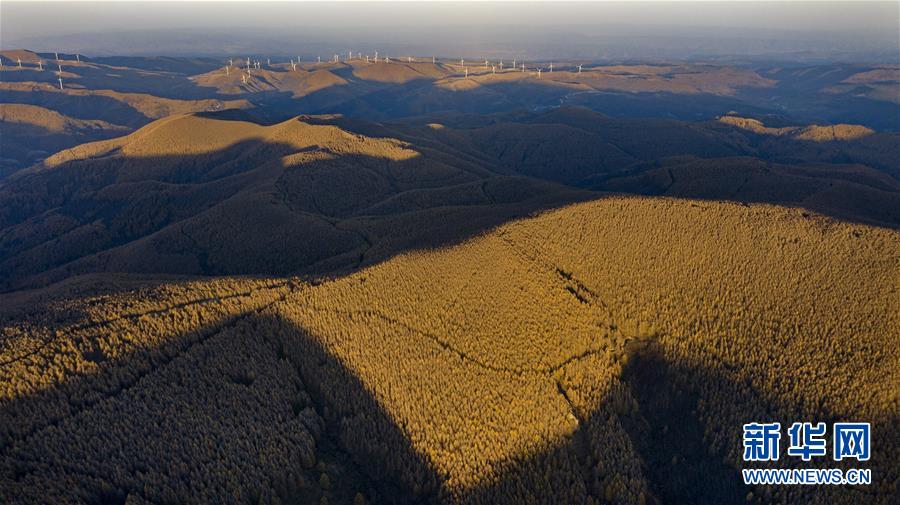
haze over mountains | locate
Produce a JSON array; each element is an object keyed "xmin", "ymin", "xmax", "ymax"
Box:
[
  {"xmin": 5, "ymin": 2, "xmax": 898, "ymax": 61},
  {"xmin": 1, "ymin": 2, "xmax": 899, "ymax": 503}
]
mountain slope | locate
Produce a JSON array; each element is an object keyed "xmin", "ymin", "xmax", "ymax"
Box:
[
  {"xmin": 0, "ymin": 112, "xmax": 589, "ymax": 291},
  {"xmin": 0, "ymin": 103, "xmax": 129, "ymax": 177},
  {"xmin": 1, "ymin": 195, "xmax": 896, "ymax": 504},
  {"xmin": 2, "ymin": 108, "xmax": 898, "ymax": 291}
]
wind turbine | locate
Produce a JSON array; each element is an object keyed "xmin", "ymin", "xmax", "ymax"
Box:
[
  {"xmin": 58, "ymin": 63, "xmax": 62, "ymax": 73},
  {"xmin": 76, "ymin": 54, "xmax": 80, "ymax": 63},
  {"xmin": 17, "ymin": 58, "xmax": 22, "ymax": 68},
  {"xmin": 578, "ymin": 64, "xmax": 582, "ymax": 74},
  {"xmin": 492, "ymin": 65, "xmax": 495, "ymax": 75},
  {"xmin": 58, "ymin": 77, "xmax": 64, "ymax": 90},
  {"xmin": 246, "ymin": 57, "xmax": 251, "ymax": 67},
  {"xmin": 267, "ymin": 58, "xmax": 270, "ymax": 66},
  {"xmin": 38, "ymin": 60, "xmax": 43, "ymax": 71},
  {"xmin": 549, "ymin": 63, "xmax": 553, "ymax": 73},
  {"xmin": 375, "ymin": 51, "xmax": 378, "ymax": 61},
  {"xmin": 460, "ymin": 58, "xmax": 464, "ymax": 66},
  {"xmin": 229, "ymin": 58, "xmax": 233, "ymax": 67},
  {"xmin": 484, "ymin": 59, "xmax": 488, "ymax": 68},
  {"xmin": 55, "ymin": 52, "xmax": 59, "ymax": 62},
  {"xmin": 317, "ymin": 56, "xmax": 321, "ymax": 63},
  {"xmin": 348, "ymin": 50, "xmax": 353, "ymax": 61},
  {"xmin": 521, "ymin": 62, "xmax": 525, "ymax": 72},
  {"xmin": 513, "ymin": 59, "xmax": 516, "ymax": 69},
  {"xmin": 499, "ymin": 60, "xmax": 503, "ymax": 70},
  {"xmin": 291, "ymin": 59, "xmax": 297, "ymax": 71},
  {"xmin": 537, "ymin": 68, "xmax": 542, "ymax": 78}
]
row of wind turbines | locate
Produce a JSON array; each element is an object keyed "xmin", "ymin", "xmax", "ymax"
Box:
[
  {"xmin": 225, "ymin": 51, "xmax": 588, "ymax": 83},
  {"xmin": 0, "ymin": 52, "xmax": 83, "ymax": 90}
]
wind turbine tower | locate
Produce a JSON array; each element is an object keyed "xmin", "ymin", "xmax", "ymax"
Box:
[
  {"xmin": 549, "ymin": 63, "xmax": 553, "ymax": 73},
  {"xmin": 578, "ymin": 64, "xmax": 582, "ymax": 74},
  {"xmin": 537, "ymin": 68, "xmax": 542, "ymax": 78},
  {"xmin": 38, "ymin": 60, "xmax": 43, "ymax": 71},
  {"xmin": 17, "ymin": 58, "xmax": 22, "ymax": 68},
  {"xmin": 76, "ymin": 54, "xmax": 80, "ymax": 63},
  {"xmin": 58, "ymin": 77, "xmax": 64, "ymax": 90}
]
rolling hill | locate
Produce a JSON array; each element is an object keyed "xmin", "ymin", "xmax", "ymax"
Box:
[
  {"xmin": 0, "ymin": 103, "xmax": 129, "ymax": 177},
  {"xmin": 1, "ymin": 194, "xmax": 896, "ymax": 504},
  {"xmin": 1, "ymin": 108, "xmax": 897, "ymax": 292},
  {"xmin": 1, "ymin": 49, "xmax": 898, "ymax": 505},
  {"xmin": 4, "ymin": 50, "xmax": 898, "ymax": 178}
]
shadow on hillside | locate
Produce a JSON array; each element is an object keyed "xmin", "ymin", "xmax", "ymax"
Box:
[
  {"xmin": 2, "ymin": 304, "xmax": 890, "ymax": 504},
  {"xmin": 0, "ymin": 305, "xmax": 439, "ymax": 504},
  {"xmin": 0, "ymin": 129, "xmax": 596, "ymax": 292},
  {"xmin": 2, "ymin": 112, "xmax": 898, "ymax": 292},
  {"xmin": 458, "ymin": 339, "xmax": 891, "ymax": 505},
  {"xmin": 0, "ymin": 88, "xmax": 153, "ymax": 127}
]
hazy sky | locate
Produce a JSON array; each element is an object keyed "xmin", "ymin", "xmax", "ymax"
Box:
[{"xmin": 3, "ymin": 1, "xmax": 898, "ymax": 60}]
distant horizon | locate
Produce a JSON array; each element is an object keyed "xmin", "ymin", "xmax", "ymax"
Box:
[{"xmin": 2, "ymin": 2, "xmax": 898, "ymax": 62}]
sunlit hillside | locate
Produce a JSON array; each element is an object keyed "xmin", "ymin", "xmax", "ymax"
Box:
[
  {"xmin": 1, "ymin": 33, "xmax": 898, "ymax": 505},
  {"xmin": 1, "ymin": 196, "xmax": 896, "ymax": 504}
]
